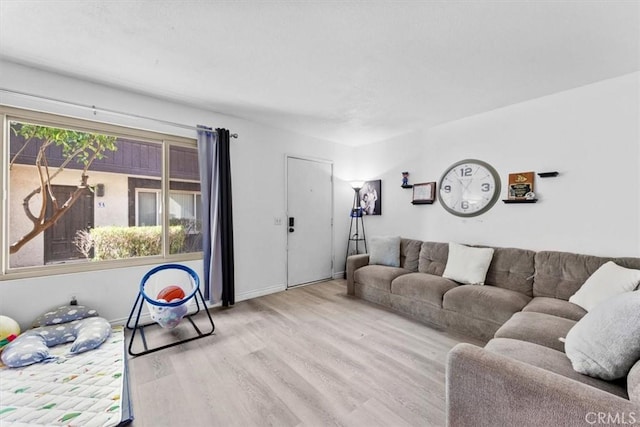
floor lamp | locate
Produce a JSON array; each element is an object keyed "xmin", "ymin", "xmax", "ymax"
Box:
[{"xmin": 345, "ymin": 181, "xmax": 367, "ymax": 261}]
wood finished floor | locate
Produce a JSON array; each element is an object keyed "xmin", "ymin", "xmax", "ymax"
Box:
[{"xmin": 126, "ymin": 279, "xmax": 483, "ymax": 427}]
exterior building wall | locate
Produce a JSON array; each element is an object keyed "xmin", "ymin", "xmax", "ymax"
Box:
[
  {"xmin": 93, "ymin": 174, "xmax": 129, "ymax": 228},
  {"xmin": 9, "ymin": 165, "xmax": 129, "ymax": 268},
  {"xmin": 9, "ymin": 165, "xmax": 44, "ymax": 268}
]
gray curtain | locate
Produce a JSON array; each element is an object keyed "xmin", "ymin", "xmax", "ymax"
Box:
[{"xmin": 197, "ymin": 126, "xmax": 223, "ymax": 302}]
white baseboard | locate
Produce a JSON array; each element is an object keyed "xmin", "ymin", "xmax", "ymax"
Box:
[
  {"xmin": 333, "ymin": 271, "xmax": 345, "ymax": 279},
  {"xmin": 236, "ymin": 284, "xmax": 287, "ymax": 302}
]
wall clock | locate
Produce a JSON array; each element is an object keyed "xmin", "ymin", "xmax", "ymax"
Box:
[{"xmin": 438, "ymin": 159, "xmax": 501, "ymax": 217}]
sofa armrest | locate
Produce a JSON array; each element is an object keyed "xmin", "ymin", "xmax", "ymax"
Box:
[
  {"xmin": 346, "ymin": 254, "xmax": 370, "ymax": 295},
  {"xmin": 446, "ymin": 343, "xmax": 640, "ymax": 427}
]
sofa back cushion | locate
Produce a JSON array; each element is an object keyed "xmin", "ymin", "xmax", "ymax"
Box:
[
  {"xmin": 483, "ymin": 246, "xmax": 535, "ymax": 297},
  {"xmin": 400, "ymin": 238, "xmax": 422, "ymax": 272},
  {"xmin": 533, "ymin": 251, "xmax": 640, "ymax": 300},
  {"xmin": 418, "ymin": 242, "xmax": 535, "ymax": 296},
  {"xmin": 418, "ymin": 242, "xmax": 449, "ymax": 276}
]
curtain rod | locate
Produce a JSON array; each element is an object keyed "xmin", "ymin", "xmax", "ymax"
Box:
[{"xmin": 0, "ymin": 87, "xmax": 238, "ymax": 138}]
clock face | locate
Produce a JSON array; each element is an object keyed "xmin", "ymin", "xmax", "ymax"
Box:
[{"xmin": 438, "ymin": 159, "xmax": 501, "ymax": 217}]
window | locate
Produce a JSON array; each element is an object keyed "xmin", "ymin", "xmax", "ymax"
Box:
[
  {"xmin": 137, "ymin": 190, "xmax": 161, "ymax": 226},
  {"xmin": 1, "ymin": 107, "xmax": 202, "ymax": 276}
]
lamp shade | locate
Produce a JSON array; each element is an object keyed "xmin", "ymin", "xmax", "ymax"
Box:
[{"xmin": 350, "ymin": 180, "xmax": 365, "ymax": 190}]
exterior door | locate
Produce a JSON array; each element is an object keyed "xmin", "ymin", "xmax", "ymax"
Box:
[
  {"xmin": 287, "ymin": 156, "xmax": 333, "ymax": 287},
  {"xmin": 44, "ymin": 185, "xmax": 94, "ymax": 263}
]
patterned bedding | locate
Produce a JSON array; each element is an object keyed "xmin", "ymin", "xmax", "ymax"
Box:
[{"xmin": 0, "ymin": 326, "xmax": 131, "ymax": 426}]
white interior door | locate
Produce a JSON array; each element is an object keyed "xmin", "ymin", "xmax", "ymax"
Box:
[{"xmin": 287, "ymin": 156, "xmax": 333, "ymax": 287}]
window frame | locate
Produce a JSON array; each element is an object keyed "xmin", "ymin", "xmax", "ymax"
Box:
[{"xmin": 1, "ymin": 106, "xmax": 202, "ymax": 280}]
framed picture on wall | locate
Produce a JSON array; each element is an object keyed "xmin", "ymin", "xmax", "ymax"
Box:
[
  {"xmin": 412, "ymin": 182, "xmax": 436, "ymax": 205},
  {"xmin": 508, "ymin": 171, "xmax": 535, "ymax": 199},
  {"xmin": 360, "ymin": 180, "xmax": 382, "ymax": 215}
]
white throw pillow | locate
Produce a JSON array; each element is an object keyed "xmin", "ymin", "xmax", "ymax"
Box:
[
  {"xmin": 565, "ymin": 291, "xmax": 640, "ymax": 380},
  {"xmin": 442, "ymin": 242, "xmax": 494, "ymax": 285},
  {"xmin": 569, "ymin": 261, "xmax": 640, "ymax": 311},
  {"xmin": 369, "ymin": 236, "xmax": 401, "ymax": 267}
]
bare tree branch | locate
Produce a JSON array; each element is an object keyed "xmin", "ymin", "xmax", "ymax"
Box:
[
  {"xmin": 10, "ymin": 187, "xmax": 89, "ymax": 254},
  {"xmin": 9, "ymin": 123, "xmax": 117, "ymax": 255}
]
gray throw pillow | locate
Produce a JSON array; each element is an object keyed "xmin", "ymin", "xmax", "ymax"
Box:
[
  {"xmin": 369, "ymin": 236, "xmax": 401, "ymax": 267},
  {"xmin": 565, "ymin": 291, "xmax": 640, "ymax": 380}
]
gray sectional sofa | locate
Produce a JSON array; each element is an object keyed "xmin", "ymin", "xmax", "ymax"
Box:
[{"xmin": 346, "ymin": 239, "xmax": 640, "ymax": 427}]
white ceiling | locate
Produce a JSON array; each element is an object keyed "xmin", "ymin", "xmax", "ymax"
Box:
[{"xmin": 0, "ymin": 1, "xmax": 638, "ymax": 146}]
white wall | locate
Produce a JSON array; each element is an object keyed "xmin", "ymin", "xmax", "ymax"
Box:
[
  {"xmin": 0, "ymin": 60, "xmax": 355, "ymax": 329},
  {"xmin": 351, "ymin": 129, "xmax": 431, "ymax": 239},
  {"xmin": 3, "ymin": 60, "xmax": 636, "ymax": 330},
  {"xmin": 359, "ymin": 73, "xmax": 640, "ymax": 257}
]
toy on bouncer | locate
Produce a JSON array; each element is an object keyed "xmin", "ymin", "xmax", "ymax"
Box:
[
  {"xmin": 142, "ymin": 274, "xmax": 194, "ymax": 330},
  {"xmin": 0, "ymin": 315, "xmax": 20, "ymax": 351},
  {"xmin": 126, "ymin": 264, "xmax": 215, "ymax": 356},
  {"xmin": 150, "ymin": 284, "xmax": 188, "ymax": 329},
  {"xmin": 157, "ymin": 285, "xmax": 185, "ymax": 301},
  {"xmin": 151, "ymin": 285, "xmax": 188, "ymax": 329}
]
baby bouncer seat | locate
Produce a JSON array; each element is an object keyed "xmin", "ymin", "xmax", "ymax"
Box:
[{"xmin": 126, "ymin": 264, "xmax": 215, "ymax": 356}]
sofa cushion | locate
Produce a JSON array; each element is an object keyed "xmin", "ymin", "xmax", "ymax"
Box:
[
  {"xmin": 443, "ymin": 243, "xmax": 494, "ymax": 285},
  {"xmin": 353, "ymin": 265, "xmax": 411, "ymax": 292},
  {"xmin": 629, "ymin": 359, "xmax": 640, "ymax": 404},
  {"xmin": 568, "ymin": 261, "xmax": 640, "ymax": 311},
  {"xmin": 391, "ymin": 273, "xmax": 458, "ymax": 308},
  {"xmin": 522, "ymin": 297, "xmax": 586, "ymax": 321},
  {"xmin": 400, "ymin": 238, "xmax": 422, "ymax": 272},
  {"xmin": 494, "ymin": 312, "xmax": 576, "ymax": 353},
  {"xmin": 533, "ymin": 251, "xmax": 640, "ymax": 300},
  {"xmin": 418, "ymin": 241, "xmax": 448, "ymax": 275},
  {"xmin": 443, "ymin": 285, "xmax": 531, "ymax": 325},
  {"xmin": 565, "ymin": 291, "xmax": 640, "ymax": 380},
  {"xmin": 483, "ymin": 246, "xmax": 535, "ymax": 297},
  {"xmin": 369, "ymin": 236, "xmax": 401, "ymax": 267},
  {"xmin": 485, "ymin": 338, "xmax": 627, "ymax": 398}
]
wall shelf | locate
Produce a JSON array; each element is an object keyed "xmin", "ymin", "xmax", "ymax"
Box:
[
  {"xmin": 502, "ymin": 199, "xmax": 538, "ymax": 204},
  {"xmin": 537, "ymin": 172, "xmax": 559, "ymax": 178},
  {"xmin": 401, "ymin": 184, "xmax": 413, "ymax": 189},
  {"xmin": 412, "ymin": 200, "xmax": 434, "ymax": 205}
]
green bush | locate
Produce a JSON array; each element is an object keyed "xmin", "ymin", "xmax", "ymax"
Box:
[{"xmin": 90, "ymin": 225, "xmax": 185, "ymax": 260}]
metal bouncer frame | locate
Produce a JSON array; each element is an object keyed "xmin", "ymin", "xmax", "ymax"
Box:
[{"xmin": 126, "ymin": 264, "xmax": 215, "ymax": 356}]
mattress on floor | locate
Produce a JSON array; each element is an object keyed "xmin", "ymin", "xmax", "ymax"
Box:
[{"xmin": 0, "ymin": 325, "xmax": 132, "ymax": 427}]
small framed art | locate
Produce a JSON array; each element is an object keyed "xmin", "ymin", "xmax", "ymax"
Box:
[
  {"xmin": 508, "ymin": 172, "xmax": 535, "ymax": 199},
  {"xmin": 360, "ymin": 180, "xmax": 382, "ymax": 215},
  {"xmin": 412, "ymin": 182, "xmax": 436, "ymax": 205}
]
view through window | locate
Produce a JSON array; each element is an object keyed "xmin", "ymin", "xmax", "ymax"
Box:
[{"xmin": 6, "ymin": 116, "xmax": 201, "ymax": 271}]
